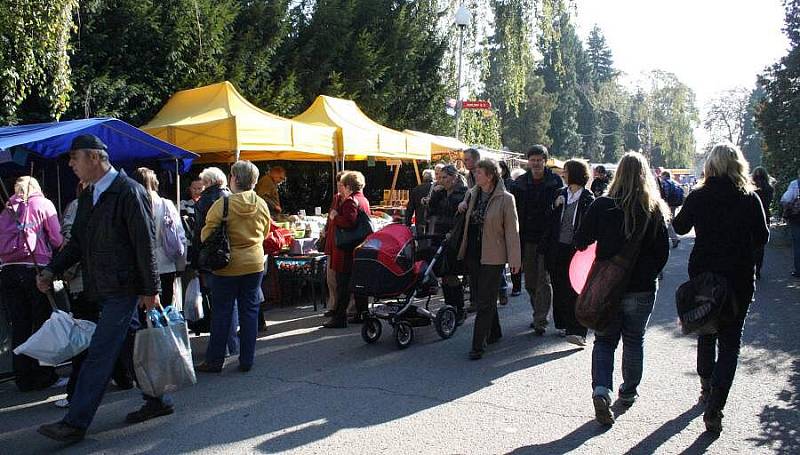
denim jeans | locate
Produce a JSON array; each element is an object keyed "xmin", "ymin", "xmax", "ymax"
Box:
[
  {"xmin": 591, "ymin": 291, "xmax": 656, "ymax": 399},
  {"xmin": 791, "ymin": 222, "xmax": 800, "ymax": 273},
  {"xmin": 201, "ymin": 271, "xmax": 239, "ymax": 355},
  {"xmin": 64, "ymin": 295, "xmax": 172, "ymax": 430},
  {"xmin": 205, "ymin": 272, "xmax": 263, "ymax": 368}
]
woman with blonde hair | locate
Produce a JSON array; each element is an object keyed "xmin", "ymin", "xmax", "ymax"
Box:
[
  {"xmin": 574, "ymin": 151, "xmax": 669, "ymax": 425},
  {"xmin": 673, "ymin": 143, "xmax": 768, "ymax": 433}
]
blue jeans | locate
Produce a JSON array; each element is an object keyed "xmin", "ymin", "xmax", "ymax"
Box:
[
  {"xmin": 205, "ymin": 272, "xmax": 263, "ymax": 368},
  {"xmin": 591, "ymin": 291, "xmax": 656, "ymax": 400},
  {"xmin": 201, "ymin": 272, "xmax": 239, "ymax": 355},
  {"xmin": 64, "ymin": 295, "xmax": 172, "ymax": 430},
  {"xmin": 791, "ymin": 222, "xmax": 800, "ymax": 273}
]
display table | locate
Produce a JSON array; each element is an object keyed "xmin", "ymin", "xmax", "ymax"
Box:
[
  {"xmin": 371, "ymin": 205, "xmax": 407, "ymax": 223},
  {"xmin": 272, "ymin": 254, "xmax": 327, "ymax": 310}
]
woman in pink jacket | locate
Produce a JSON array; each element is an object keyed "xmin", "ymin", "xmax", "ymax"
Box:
[{"xmin": 0, "ymin": 176, "xmax": 63, "ymax": 391}]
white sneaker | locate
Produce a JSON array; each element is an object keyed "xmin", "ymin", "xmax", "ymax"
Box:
[
  {"xmin": 50, "ymin": 377, "xmax": 69, "ymax": 389},
  {"xmin": 566, "ymin": 335, "xmax": 586, "ymax": 347},
  {"xmin": 54, "ymin": 398, "xmax": 70, "ymax": 408}
]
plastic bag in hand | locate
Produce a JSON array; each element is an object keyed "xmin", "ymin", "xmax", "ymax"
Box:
[
  {"xmin": 13, "ymin": 310, "xmax": 96, "ymax": 366},
  {"xmin": 133, "ymin": 306, "xmax": 197, "ymax": 396},
  {"xmin": 183, "ymin": 278, "xmax": 204, "ymax": 322}
]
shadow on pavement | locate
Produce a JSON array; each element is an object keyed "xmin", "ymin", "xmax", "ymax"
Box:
[
  {"xmin": 623, "ymin": 405, "xmax": 704, "ymax": 455},
  {"xmin": 506, "ymin": 421, "xmax": 610, "ymax": 454},
  {"xmin": 748, "ymin": 359, "xmax": 800, "ymax": 453}
]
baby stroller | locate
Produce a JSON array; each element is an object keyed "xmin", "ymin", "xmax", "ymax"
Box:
[{"xmin": 351, "ymin": 223, "xmax": 458, "ymax": 349}]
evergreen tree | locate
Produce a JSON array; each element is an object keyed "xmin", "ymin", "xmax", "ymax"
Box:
[
  {"xmin": 757, "ymin": 0, "xmax": 800, "ymax": 193},
  {"xmin": 585, "ymin": 25, "xmax": 616, "ymax": 89},
  {"xmin": 741, "ymin": 84, "xmax": 766, "ymax": 167}
]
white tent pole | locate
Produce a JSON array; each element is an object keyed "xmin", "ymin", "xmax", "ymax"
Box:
[{"xmin": 175, "ymin": 159, "xmax": 180, "ymax": 207}]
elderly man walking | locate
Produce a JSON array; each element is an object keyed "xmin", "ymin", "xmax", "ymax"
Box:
[{"xmin": 36, "ymin": 135, "xmax": 168, "ymax": 443}]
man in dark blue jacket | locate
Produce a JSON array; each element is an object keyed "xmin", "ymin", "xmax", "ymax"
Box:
[
  {"xmin": 513, "ymin": 145, "xmax": 563, "ymax": 334},
  {"xmin": 36, "ymin": 135, "xmax": 169, "ymax": 443}
]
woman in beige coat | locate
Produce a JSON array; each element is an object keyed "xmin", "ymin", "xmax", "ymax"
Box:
[{"xmin": 458, "ymin": 159, "xmax": 522, "ymax": 359}]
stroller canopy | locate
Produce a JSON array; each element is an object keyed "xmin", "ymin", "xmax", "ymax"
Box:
[{"xmin": 357, "ymin": 223, "xmax": 414, "ymax": 276}]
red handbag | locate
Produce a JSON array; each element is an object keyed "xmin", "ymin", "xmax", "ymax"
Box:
[{"xmin": 263, "ymin": 222, "xmax": 293, "ymax": 256}]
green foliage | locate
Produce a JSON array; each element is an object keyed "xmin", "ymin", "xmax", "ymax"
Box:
[
  {"xmin": 741, "ymin": 85, "xmax": 766, "ymax": 167},
  {"xmin": 757, "ymin": 0, "xmax": 800, "ymax": 194},
  {"xmin": 586, "ymin": 25, "xmax": 616, "ymax": 89},
  {"xmin": 484, "ymin": 0, "xmax": 551, "ymax": 152},
  {"xmin": 66, "ymin": 0, "xmax": 239, "ymax": 126},
  {"xmin": 460, "ymin": 109, "xmax": 502, "ymax": 149},
  {"xmin": 0, "ymin": 0, "xmax": 78, "ymax": 124}
]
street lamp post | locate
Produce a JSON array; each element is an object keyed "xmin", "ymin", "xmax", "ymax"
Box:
[{"xmin": 454, "ymin": 4, "xmax": 471, "ymax": 141}]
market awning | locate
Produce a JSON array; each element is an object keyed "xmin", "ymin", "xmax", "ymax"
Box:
[
  {"xmin": 0, "ymin": 118, "xmax": 198, "ymax": 171},
  {"xmin": 293, "ymin": 95, "xmax": 431, "ymax": 161},
  {"xmin": 141, "ymin": 81, "xmax": 337, "ymax": 163},
  {"xmin": 405, "ymin": 130, "xmax": 467, "ymax": 157}
]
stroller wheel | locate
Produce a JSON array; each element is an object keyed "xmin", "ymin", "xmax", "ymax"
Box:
[
  {"xmin": 361, "ymin": 318, "xmax": 382, "ymax": 344},
  {"xmin": 435, "ymin": 305, "xmax": 458, "ymax": 339},
  {"xmin": 394, "ymin": 321, "xmax": 414, "ymax": 349}
]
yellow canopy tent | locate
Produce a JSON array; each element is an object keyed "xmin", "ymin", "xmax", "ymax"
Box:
[
  {"xmin": 293, "ymin": 95, "xmax": 431, "ymax": 162},
  {"xmin": 405, "ymin": 130, "xmax": 467, "ymax": 159},
  {"xmin": 141, "ymin": 81, "xmax": 337, "ymax": 163}
]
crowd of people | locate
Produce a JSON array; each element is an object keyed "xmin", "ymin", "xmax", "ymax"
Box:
[{"xmin": 0, "ymin": 131, "xmax": 792, "ymax": 442}]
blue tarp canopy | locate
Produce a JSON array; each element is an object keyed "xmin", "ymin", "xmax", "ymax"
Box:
[{"xmin": 0, "ymin": 118, "xmax": 197, "ymax": 171}]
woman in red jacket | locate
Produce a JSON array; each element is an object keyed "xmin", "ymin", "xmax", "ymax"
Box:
[{"xmin": 323, "ymin": 171, "xmax": 371, "ymax": 328}]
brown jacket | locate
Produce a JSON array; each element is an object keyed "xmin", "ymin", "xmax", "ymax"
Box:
[{"xmin": 457, "ymin": 180, "xmax": 522, "ymax": 268}]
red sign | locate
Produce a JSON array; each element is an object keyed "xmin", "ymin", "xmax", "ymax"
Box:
[{"xmin": 461, "ymin": 100, "xmax": 492, "ymax": 110}]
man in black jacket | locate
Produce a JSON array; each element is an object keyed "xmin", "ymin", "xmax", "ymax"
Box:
[
  {"xmin": 513, "ymin": 145, "xmax": 563, "ymax": 334},
  {"xmin": 36, "ymin": 135, "xmax": 169, "ymax": 443},
  {"xmin": 405, "ymin": 169, "xmax": 435, "ymax": 233}
]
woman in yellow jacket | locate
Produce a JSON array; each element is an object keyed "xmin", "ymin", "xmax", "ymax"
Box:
[
  {"xmin": 196, "ymin": 161, "xmax": 270, "ymax": 373},
  {"xmin": 458, "ymin": 159, "xmax": 522, "ymax": 360}
]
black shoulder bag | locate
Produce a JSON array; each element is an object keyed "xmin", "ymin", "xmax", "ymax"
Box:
[
  {"xmin": 334, "ymin": 200, "xmax": 374, "ymax": 251},
  {"xmin": 198, "ymin": 196, "xmax": 231, "ymax": 271}
]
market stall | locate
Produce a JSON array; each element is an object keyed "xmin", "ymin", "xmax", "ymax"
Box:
[
  {"xmin": 141, "ymin": 81, "xmax": 338, "ymax": 163},
  {"xmin": 0, "ymin": 117, "xmax": 198, "ymax": 377}
]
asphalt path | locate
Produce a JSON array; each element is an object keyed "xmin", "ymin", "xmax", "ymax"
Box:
[{"xmin": 1, "ymin": 229, "xmax": 798, "ymax": 454}]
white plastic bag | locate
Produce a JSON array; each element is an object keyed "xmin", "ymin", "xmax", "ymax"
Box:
[
  {"xmin": 183, "ymin": 278, "xmax": 203, "ymax": 322},
  {"xmin": 133, "ymin": 308, "xmax": 197, "ymax": 396},
  {"xmin": 13, "ymin": 310, "xmax": 96, "ymax": 366}
]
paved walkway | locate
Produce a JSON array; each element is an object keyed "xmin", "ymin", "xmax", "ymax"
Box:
[{"xmin": 0, "ymin": 232, "xmax": 798, "ymax": 454}]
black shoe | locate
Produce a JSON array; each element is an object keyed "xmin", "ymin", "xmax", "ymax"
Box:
[
  {"xmin": 498, "ymin": 295, "xmax": 508, "ymax": 306},
  {"xmin": 468, "ymin": 350, "xmax": 484, "ymax": 360},
  {"xmin": 125, "ymin": 403, "xmax": 174, "ymax": 424},
  {"xmin": 195, "ymin": 362, "xmax": 223, "ymax": 373},
  {"xmin": 704, "ymin": 410, "xmax": 723, "ymax": 434},
  {"xmin": 38, "ymin": 422, "xmax": 85, "ymax": 443},
  {"xmin": 455, "ymin": 310, "xmax": 466, "ymax": 326},
  {"xmin": 533, "ymin": 327, "xmax": 545, "ymax": 336},
  {"xmin": 593, "ymin": 395, "xmax": 615, "ymax": 426},
  {"xmin": 238, "ymin": 364, "xmax": 252, "ymax": 373},
  {"xmin": 348, "ymin": 315, "xmax": 364, "ymax": 324},
  {"xmin": 322, "ymin": 319, "xmax": 347, "ymax": 328},
  {"xmin": 511, "ymin": 290, "xmax": 521, "ymax": 297},
  {"xmin": 323, "ymin": 310, "xmax": 335, "ymax": 317}
]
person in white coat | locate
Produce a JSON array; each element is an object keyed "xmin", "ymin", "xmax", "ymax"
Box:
[{"xmin": 134, "ymin": 168, "xmax": 187, "ymax": 306}]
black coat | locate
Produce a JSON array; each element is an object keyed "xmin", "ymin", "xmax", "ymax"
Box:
[
  {"xmin": 513, "ymin": 167, "xmax": 563, "ymax": 243},
  {"xmin": 540, "ymin": 187, "xmax": 595, "ymax": 259},
  {"xmin": 427, "ymin": 181, "xmax": 467, "ymax": 235},
  {"xmin": 192, "ymin": 184, "xmax": 231, "ymax": 267},
  {"xmin": 574, "ymin": 197, "xmax": 670, "ymax": 293},
  {"xmin": 673, "ymin": 176, "xmax": 769, "ymax": 280},
  {"xmin": 405, "ymin": 181, "xmax": 433, "ymax": 227},
  {"xmin": 48, "ymin": 170, "xmax": 160, "ymax": 299},
  {"xmin": 755, "ymin": 184, "xmax": 775, "ymax": 222}
]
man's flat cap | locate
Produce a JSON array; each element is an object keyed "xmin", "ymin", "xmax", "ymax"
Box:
[{"xmin": 69, "ymin": 134, "xmax": 107, "ymax": 151}]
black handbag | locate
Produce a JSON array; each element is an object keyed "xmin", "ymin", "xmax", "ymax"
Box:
[
  {"xmin": 675, "ymin": 272, "xmax": 732, "ymax": 335},
  {"xmin": 198, "ymin": 196, "xmax": 231, "ymax": 271},
  {"xmin": 335, "ymin": 206, "xmax": 374, "ymax": 251}
]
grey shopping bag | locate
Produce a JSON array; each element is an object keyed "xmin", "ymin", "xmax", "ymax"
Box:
[{"xmin": 133, "ymin": 307, "xmax": 197, "ymax": 396}]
